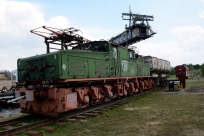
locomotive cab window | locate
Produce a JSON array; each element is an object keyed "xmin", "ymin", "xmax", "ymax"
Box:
[
  {"xmin": 129, "ymin": 51, "xmax": 133, "ymax": 59},
  {"xmin": 113, "ymin": 47, "xmax": 117, "ymax": 59},
  {"xmin": 93, "ymin": 43, "xmax": 108, "ymax": 52},
  {"xmin": 72, "ymin": 42, "xmax": 108, "ymax": 52}
]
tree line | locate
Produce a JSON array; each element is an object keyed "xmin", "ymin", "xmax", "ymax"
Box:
[{"xmin": 170, "ymin": 63, "xmax": 204, "ymax": 76}]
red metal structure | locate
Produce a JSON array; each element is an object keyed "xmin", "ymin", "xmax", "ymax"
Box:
[{"xmin": 175, "ymin": 65, "xmax": 189, "ymax": 88}]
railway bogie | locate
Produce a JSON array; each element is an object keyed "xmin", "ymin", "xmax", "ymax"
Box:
[{"xmin": 19, "ymin": 77, "xmax": 153, "ymax": 115}]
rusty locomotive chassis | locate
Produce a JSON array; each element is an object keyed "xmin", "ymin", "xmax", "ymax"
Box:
[{"xmin": 18, "ymin": 76, "xmax": 154, "ymax": 116}]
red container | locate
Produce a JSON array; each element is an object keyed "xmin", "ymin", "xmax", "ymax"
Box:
[{"xmin": 175, "ymin": 65, "xmax": 189, "ymax": 78}]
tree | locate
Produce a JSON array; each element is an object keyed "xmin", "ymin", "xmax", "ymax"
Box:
[
  {"xmin": 201, "ymin": 63, "xmax": 204, "ymax": 77},
  {"xmin": 187, "ymin": 64, "xmax": 195, "ymax": 71},
  {"xmin": 194, "ymin": 64, "xmax": 201, "ymax": 70},
  {"xmin": 170, "ymin": 67, "xmax": 175, "ymax": 75}
]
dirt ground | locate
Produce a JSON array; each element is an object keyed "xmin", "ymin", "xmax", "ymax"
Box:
[
  {"xmin": 0, "ymin": 108, "xmax": 26, "ymax": 121},
  {"xmin": 185, "ymin": 84, "xmax": 204, "ymax": 92},
  {"xmin": 160, "ymin": 84, "xmax": 204, "ymax": 95}
]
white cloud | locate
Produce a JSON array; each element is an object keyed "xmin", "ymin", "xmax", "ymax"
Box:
[
  {"xmin": 170, "ymin": 26, "xmax": 204, "ymax": 49},
  {"xmin": 0, "ymin": 0, "xmax": 70, "ymax": 70},
  {"xmin": 1, "ymin": 0, "xmax": 203, "ymax": 71},
  {"xmin": 199, "ymin": 10, "xmax": 204, "ymax": 18},
  {"xmin": 47, "ymin": 16, "xmax": 69, "ymax": 29},
  {"xmin": 80, "ymin": 27, "xmax": 120, "ymax": 41},
  {"xmin": 0, "ymin": 0, "xmax": 117, "ymax": 71},
  {"xmin": 136, "ymin": 26, "xmax": 204, "ymax": 67},
  {"xmin": 199, "ymin": 0, "xmax": 204, "ymax": 18}
]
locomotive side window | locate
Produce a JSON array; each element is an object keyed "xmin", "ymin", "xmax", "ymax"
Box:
[
  {"xmin": 113, "ymin": 47, "xmax": 117, "ymax": 59},
  {"xmin": 72, "ymin": 42, "xmax": 108, "ymax": 52},
  {"xmin": 94, "ymin": 43, "xmax": 108, "ymax": 52},
  {"xmin": 129, "ymin": 51, "xmax": 133, "ymax": 59}
]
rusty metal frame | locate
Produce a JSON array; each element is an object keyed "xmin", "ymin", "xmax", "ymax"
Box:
[
  {"xmin": 58, "ymin": 76, "xmax": 151, "ymax": 83},
  {"xmin": 30, "ymin": 26, "xmax": 91, "ymax": 53}
]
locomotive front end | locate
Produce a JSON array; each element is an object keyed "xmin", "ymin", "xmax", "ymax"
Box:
[{"xmin": 17, "ymin": 52, "xmax": 74, "ymax": 116}]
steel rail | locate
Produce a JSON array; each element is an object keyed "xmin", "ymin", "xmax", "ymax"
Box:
[
  {"xmin": 0, "ymin": 115, "xmax": 35, "ymax": 127},
  {"xmin": 0, "ymin": 94, "xmax": 133, "ymax": 136}
]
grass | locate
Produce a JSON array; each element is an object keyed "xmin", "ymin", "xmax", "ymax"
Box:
[
  {"xmin": 17, "ymin": 81, "xmax": 204, "ymax": 136},
  {"xmin": 168, "ymin": 75, "xmax": 204, "ymax": 82},
  {"xmin": 186, "ymin": 81, "xmax": 204, "ymax": 88}
]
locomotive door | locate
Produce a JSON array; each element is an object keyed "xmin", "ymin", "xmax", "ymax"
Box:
[{"xmin": 112, "ymin": 47, "xmax": 119, "ymax": 76}]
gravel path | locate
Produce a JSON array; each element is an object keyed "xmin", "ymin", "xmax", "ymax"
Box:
[
  {"xmin": 186, "ymin": 84, "xmax": 204, "ymax": 92},
  {"xmin": 160, "ymin": 84, "xmax": 204, "ymax": 95},
  {"xmin": 0, "ymin": 108, "xmax": 27, "ymax": 121}
]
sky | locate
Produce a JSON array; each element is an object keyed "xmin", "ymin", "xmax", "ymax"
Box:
[{"xmin": 0, "ymin": 0, "xmax": 204, "ymax": 71}]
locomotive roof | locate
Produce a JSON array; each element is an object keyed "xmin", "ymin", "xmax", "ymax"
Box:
[{"xmin": 88, "ymin": 41, "xmax": 134, "ymax": 51}]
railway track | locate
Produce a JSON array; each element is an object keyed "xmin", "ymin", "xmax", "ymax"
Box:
[
  {"xmin": 0, "ymin": 87, "xmax": 160, "ymax": 136},
  {"xmin": 0, "ymin": 93, "xmax": 142, "ymax": 136}
]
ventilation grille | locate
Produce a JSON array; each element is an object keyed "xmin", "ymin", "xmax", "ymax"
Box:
[
  {"xmin": 137, "ymin": 66, "xmax": 142, "ymax": 76},
  {"xmin": 69, "ymin": 59, "xmax": 86, "ymax": 75},
  {"xmin": 95, "ymin": 61, "xmax": 107, "ymax": 76}
]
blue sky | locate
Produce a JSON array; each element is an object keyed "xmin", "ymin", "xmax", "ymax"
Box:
[{"xmin": 0, "ymin": 0, "xmax": 204, "ymax": 70}]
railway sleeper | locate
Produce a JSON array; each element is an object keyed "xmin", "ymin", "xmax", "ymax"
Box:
[
  {"xmin": 66, "ymin": 118, "xmax": 78, "ymax": 123},
  {"xmin": 26, "ymin": 130, "xmax": 42, "ymax": 136},
  {"xmin": 83, "ymin": 112, "xmax": 98, "ymax": 116},
  {"xmin": 41, "ymin": 126, "xmax": 55, "ymax": 132}
]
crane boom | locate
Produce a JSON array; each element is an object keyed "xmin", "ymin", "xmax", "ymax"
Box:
[{"xmin": 109, "ymin": 10, "xmax": 156, "ymax": 47}]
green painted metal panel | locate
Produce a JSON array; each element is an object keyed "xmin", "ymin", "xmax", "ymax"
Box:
[
  {"xmin": 17, "ymin": 52, "xmax": 60, "ymax": 82},
  {"xmin": 95, "ymin": 60, "xmax": 109, "ymax": 76},
  {"xmin": 118, "ymin": 47, "xmax": 129, "ymax": 76},
  {"xmin": 136, "ymin": 60, "xmax": 150, "ymax": 76},
  {"xmin": 68, "ymin": 57, "xmax": 86, "ymax": 75},
  {"xmin": 17, "ymin": 41, "xmax": 151, "ymax": 83},
  {"xmin": 59, "ymin": 48, "xmax": 111, "ymax": 78},
  {"xmin": 117, "ymin": 47, "xmax": 137, "ymax": 77},
  {"xmin": 88, "ymin": 59, "xmax": 95, "ymax": 76}
]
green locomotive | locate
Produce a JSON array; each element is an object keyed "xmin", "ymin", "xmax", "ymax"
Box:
[
  {"xmin": 17, "ymin": 11, "xmax": 160, "ymax": 116},
  {"xmin": 17, "ymin": 26, "xmax": 153, "ymax": 116},
  {"xmin": 18, "ymin": 41, "xmax": 150, "ymax": 82}
]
